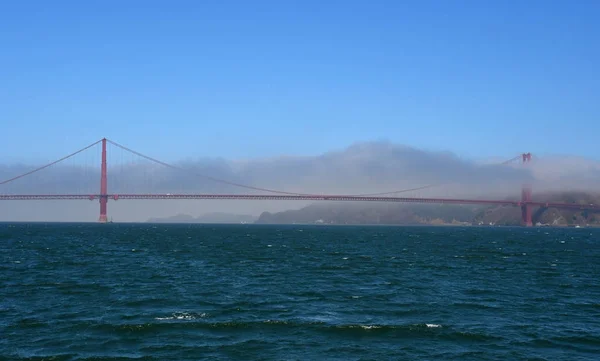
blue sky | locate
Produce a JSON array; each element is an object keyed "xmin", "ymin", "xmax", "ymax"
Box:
[{"xmin": 1, "ymin": 0, "xmax": 599, "ymax": 163}]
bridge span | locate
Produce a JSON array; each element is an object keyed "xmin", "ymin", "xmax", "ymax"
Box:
[{"xmin": 1, "ymin": 138, "xmax": 598, "ymax": 225}]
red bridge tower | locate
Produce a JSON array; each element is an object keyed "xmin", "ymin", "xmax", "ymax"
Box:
[
  {"xmin": 99, "ymin": 138, "xmax": 108, "ymax": 223},
  {"xmin": 521, "ymin": 152, "xmax": 532, "ymax": 227}
]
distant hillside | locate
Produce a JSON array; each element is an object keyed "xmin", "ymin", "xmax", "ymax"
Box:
[
  {"xmin": 477, "ymin": 191, "xmax": 600, "ymax": 226},
  {"xmin": 148, "ymin": 212, "xmax": 257, "ymax": 224},
  {"xmin": 256, "ymin": 203, "xmax": 480, "ymax": 226},
  {"xmin": 255, "ymin": 191, "xmax": 600, "ymax": 226}
]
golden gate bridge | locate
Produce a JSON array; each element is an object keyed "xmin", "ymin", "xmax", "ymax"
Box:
[{"xmin": 1, "ymin": 138, "xmax": 599, "ymax": 226}]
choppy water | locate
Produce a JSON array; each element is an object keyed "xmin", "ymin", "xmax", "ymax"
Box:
[{"xmin": 1, "ymin": 223, "xmax": 599, "ymax": 360}]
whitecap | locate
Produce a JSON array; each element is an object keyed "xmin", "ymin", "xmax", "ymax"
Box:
[
  {"xmin": 361, "ymin": 325, "xmax": 381, "ymax": 330},
  {"xmin": 155, "ymin": 312, "xmax": 207, "ymax": 321}
]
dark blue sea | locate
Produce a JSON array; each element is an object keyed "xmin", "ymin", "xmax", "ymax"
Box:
[{"xmin": 1, "ymin": 223, "xmax": 599, "ymax": 360}]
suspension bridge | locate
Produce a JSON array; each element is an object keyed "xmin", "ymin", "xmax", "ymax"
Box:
[{"xmin": 1, "ymin": 138, "xmax": 598, "ymax": 226}]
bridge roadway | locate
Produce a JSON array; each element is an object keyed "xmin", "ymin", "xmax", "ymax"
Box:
[{"xmin": 1, "ymin": 193, "xmax": 599, "ymax": 211}]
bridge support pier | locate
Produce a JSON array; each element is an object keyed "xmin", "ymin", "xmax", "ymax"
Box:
[
  {"xmin": 521, "ymin": 204, "xmax": 532, "ymax": 227},
  {"xmin": 521, "ymin": 184, "xmax": 532, "ymax": 227},
  {"xmin": 520, "ymin": 153, "xmax": 533, "ymax": 227},
  {"xmin": 99, "ymin": 138, "xmax": 108, "ymax": 223}
]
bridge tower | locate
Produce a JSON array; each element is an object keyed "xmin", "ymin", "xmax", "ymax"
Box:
[
  {"xmin": 521, "ymin": 153, "xmax": 532, "ymax": 227},
  {"xmin": 99, "ymin": 138, "xmax": 108, "ymax": 223}
]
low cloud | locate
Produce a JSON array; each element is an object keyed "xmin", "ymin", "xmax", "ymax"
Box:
[{"xmin": 0, "ymin": 141, "xmax": 598, "ymax": 221}]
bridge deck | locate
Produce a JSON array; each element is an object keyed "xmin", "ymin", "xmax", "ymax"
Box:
[{"xmin": 1, "ymin": 194, "xmax": 598, "ymax": 211}]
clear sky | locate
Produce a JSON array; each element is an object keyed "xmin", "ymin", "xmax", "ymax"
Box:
[{"xmin": 1, "ymin": 0, "xmax": 598, "ymax": 163}]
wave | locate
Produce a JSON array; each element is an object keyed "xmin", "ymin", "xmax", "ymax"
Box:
[{"xmin": 56, "ymin": 318, "xmax": 506, "ymax": 342}]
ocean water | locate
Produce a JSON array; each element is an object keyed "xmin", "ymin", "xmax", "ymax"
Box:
[{"xmin": 1, "ymin": 223, "xmax": 599, "ymax": 360}]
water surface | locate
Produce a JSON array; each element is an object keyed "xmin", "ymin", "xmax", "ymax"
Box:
[{"xmin": 1, "ymin": 223, "xmax": 599, "ymax": 360}]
